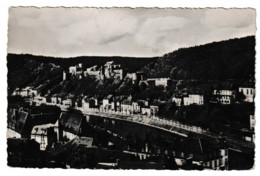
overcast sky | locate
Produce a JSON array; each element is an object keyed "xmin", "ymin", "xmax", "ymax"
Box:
[{"xmin": 7, "ymin": 7, "xmax": 255, "ymax": 57}]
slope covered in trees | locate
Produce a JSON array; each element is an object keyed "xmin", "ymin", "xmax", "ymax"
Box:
[
  {"xmin": 7, "ymin": 36, "xmax": 255, "ymax": 97},
  {"xmin": 7, "ymin": 54, "xmax": 158, "ymax": 95},
  {"xmin": 7, "ymin": 56, "xmax": 63, "ymax": 94},
  {"xmin": 141, "ymin": 36, "xmax": 255, "ymax": 81}
]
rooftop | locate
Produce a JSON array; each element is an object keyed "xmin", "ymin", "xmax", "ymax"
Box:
[
  {"xmin": 31, "ymin": 122, "xmax": 58, "ymax": 135},
  {"xmin": 59, "ymin": 112, "xmax": 84, "ymax": 135}
]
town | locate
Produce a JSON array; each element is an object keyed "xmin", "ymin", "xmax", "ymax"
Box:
[
  {"xmin": 6, "ymin": 6, "xmax": 257, "ymax": 171},
  {"xmin": 8, "ymin": 59, "xmax": 255, "ymax": 169}
]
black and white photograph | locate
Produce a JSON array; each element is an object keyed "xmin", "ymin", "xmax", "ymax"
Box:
[{"xmin": 6, "ymin": 7, "xmax": 256, "ymax": 170}]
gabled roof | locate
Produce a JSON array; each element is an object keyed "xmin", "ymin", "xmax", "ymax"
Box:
[
  {"xmin": 31, "ymin": 123, "xmax": 57, "ymax": 135},
  {"xmin": 8, "ymin": 108, "xmax": 29, "ymax": 134},
  {"xmin": 59, "ymin": 112, "xmax": 83, "ymax": 135},
  {"xmin": 17, "ymin": 112, "xmax": 28, "ymax": 133}
]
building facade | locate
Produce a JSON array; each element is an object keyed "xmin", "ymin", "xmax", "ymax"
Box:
[
  {"xmin": 183, "ymin": 95, "xmax": 204, "ymax": 106},
  {"xmin": 239, "ymin": 87, "xmax": 255, "ymax": 103},
  {"xmin": 31, "ymin": 122, "xmax": 59, "ymax": 151}
]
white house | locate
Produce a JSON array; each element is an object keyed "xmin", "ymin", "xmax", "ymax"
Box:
[
  {"xmin": 69, "ymin": 66, "xmax": 76, "ymax": 74},
  {"xmin": 146, "ymin": 78, "xmax": 172, "ymax": 87},
  {"xmin": 183, "ymin": 94, "xmax": 204, "ymax": 106},
  {"xmin": 212, "ymin": 90, "xmax": 234, "ymax": 105},
  {"xmin": 82, "ymin": 101, "xmax": 90, "ymax": 111},
  {"xmin": 31, "ymin": 122, "xmax": 59, "ymax": 151},
  {"xmin": 238, "ymin": 87, "xmax": 255, "ymax": 103},
  {"xmin": 12, "ymin": 87, "xmax": 34, "ymax": 97}
]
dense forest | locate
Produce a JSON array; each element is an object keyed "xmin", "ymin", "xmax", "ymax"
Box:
[{"xmin": 141, "ymin": 36, "xmax": 255, "ymax": 80}]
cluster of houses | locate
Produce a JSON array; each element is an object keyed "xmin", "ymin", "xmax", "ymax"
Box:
[
  {"xmin": 12, "ymin": 83, "xmax": 255, "ymax": 119},
  {"xmin": 172, "ymin": 86, "xmax": 255, "ymax": 107},
  {"xmin": 92, "ymin": 95, "xmax": 160, "ymax": 117},
  {"xmin": 172, "ymin": 94, "xmax": 204, "ymax": 106},
  {"xmin": 8, "ymin": 107, "xmax": 93, "ymax": 151},
  {"xmin": 32, "ymin": 93, "xmax": 161, "ymax": 117},
  {"xmin": 8, "ymin": 60, "xmax": 255, "ymax": 169},
  {"xmin": 8, "ymin": 86, "xmax": 255, "ymax": 170},
  {"xmin": 7, "ymin": 106, "xmax": 230, "ymax": 170},
  {"xmin": 11, "ymin": 85, "xmax": 255, "ymax": 143}
]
